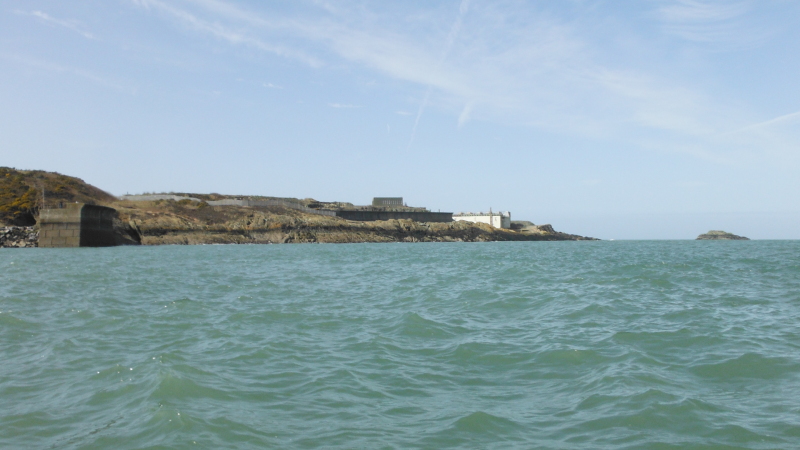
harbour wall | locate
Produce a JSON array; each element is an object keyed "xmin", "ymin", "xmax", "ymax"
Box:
[
  {"xmin": 207, "ymin": 199, "xmax": 337, "ymax": 216},
  {"xmin": 119, "ymin": 196, "xmax": 337, "ymax": 217},
  {"xmin": 119, "ymin": 194, "xmax": 203, "ymax": 202},
  {"xmin": 39, "ymin": 203, "xmax": 119, "ymax": 247}
]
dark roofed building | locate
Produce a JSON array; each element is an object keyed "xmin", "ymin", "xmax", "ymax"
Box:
[{"xmin": 372, "ymin": 197, "xmax": 404, "ymax": 207}]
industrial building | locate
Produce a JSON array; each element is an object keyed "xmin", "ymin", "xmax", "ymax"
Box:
[
  {"xmin": 372, "ymin": 197, "xmax": 404, "ymax": 207},
  {"xmin": 453, "ymin": 211, "xmax": 511, "ymax": 229}
]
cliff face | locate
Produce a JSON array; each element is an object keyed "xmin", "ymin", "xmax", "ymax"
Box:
[
  {"xmin": 114, "ymin": 201, "xmax": 595, "ymax": 245},
  {"xmin": 696, "ymin": 230, "xmax": 750, "ymax": 240}
]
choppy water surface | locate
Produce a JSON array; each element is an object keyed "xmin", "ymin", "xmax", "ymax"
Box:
[{"xmin": 2, "ymin": 241, "xmax": 800, "ymax": 449}]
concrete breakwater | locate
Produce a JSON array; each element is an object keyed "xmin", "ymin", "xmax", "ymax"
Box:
[
  {"xmin": 40, "ymin": 203, "xmax": 119, "ymax": 247},
  {"xmin": 0, "ymin": 226, "xmax": 38, "ymax": 248},
  {"xmin": 38, "ymin": 203, "xmax": 141, "ymax": 247}
]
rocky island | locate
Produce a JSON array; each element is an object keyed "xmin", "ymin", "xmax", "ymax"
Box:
[
  {"xmin": 1, "ymin": 168, "xmax": 597, "ymax": 247},
  {"xmin": 696, "ymin": 230, "xmax": 750, "ymax": 240}
]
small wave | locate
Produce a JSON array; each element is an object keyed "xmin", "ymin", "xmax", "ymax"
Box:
[
  {"xmin": 535, "ymin": 348, "xmax": 603, "ymax": 366},
  {"xmin": 691, "ymin": 353, "xmax": 798, "ymax": 380},
  {"xmin": 388, "ymin": 312, "xmax": 458, "ymax": 339},
  {"xmin": 449, "ymin": 341, "xmax": 535, "ymax": 369},
  {"xmin": 0, "ymin": 312, "xmax": 40, "ymax": 330},
  {"xmin": 612, "ymin": 329, "xmax": 727, "ymax": 355},
  {"xmin": 150, "ymin": 370, "xmax": 235, "ymax": 402},
  {"xmin": 452, "ymin": 411, "xmax": 523, "ymax": 436}
]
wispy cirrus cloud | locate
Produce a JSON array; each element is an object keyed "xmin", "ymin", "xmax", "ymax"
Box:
[
  {"xmin": 737, "ymin": 110, "xmax": 800, "ymax": 133},
  {"xmin": 659, "ymin": 0, "xmax": 748, "ymax": 22},
  {"xmin": 328, "ymin": 103, "xmax": 362, "ymax": 109},
  {"xmin": 127, "ymin": 0, "xmax": 797, "ymax": 164},
  {"xmin": 655, "ymin": 0, "xmax": 770, "ymax": 46},
  {"xmin": 723, "ymin": 110, "xmax": 800, "ymax": 164},
  {"xmin": 16, "ymin": 10, "xmax": 97, "ymax": 40},
  {"xmin": 129, "ymin": 0, "xmax": 322, "ymax": 67},
  {"xmin": 2, "ymin": 53, "xmax": 131, "ymax": 92}
]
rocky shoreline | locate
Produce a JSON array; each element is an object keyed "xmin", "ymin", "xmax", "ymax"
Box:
[
  {"xmin": 1, "ymin": 167, "xmax": 598, "ymax": 246},
  {"xmin": 0, "ymin": 227, "xmax": 38, "ymax": 248},
  {"xmin": 1, "ymin": 206, "xmax": 596, "ymax": 247}
]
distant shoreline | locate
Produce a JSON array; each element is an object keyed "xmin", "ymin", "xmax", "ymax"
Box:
[{"xmin": 1, "ymin": 168, "xmax": 598, "ymax": 246}]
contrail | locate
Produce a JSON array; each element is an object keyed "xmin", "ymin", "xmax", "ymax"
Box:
[
  {"xmin": 737, "ymin": 110, "xmax": 800, "ymax": 133},
  {"xmin": 407, "ymin": 0, "xmax": 470, "ymax": 150},
  {"xmin": 408, "ymin": 87, "xmax": 432, "ymax": 150}
]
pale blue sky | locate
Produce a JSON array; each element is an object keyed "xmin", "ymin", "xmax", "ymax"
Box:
[{"xmin": 2, "ymin": 0, "xmax": 798, "ymax": 239}]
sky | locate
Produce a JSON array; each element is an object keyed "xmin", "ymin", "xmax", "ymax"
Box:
[{"xmin": 1, "ymin": 0, "xmax": 799, "ymax": 239}]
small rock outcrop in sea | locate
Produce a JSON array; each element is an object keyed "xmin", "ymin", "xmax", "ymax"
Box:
[
  {"xmin": 0, "ymin": 226, "xmax": 38, "ymax": 248},
  {"xmin": 696, "ymin": 230, "xmax": 750, "ymax": 240}
]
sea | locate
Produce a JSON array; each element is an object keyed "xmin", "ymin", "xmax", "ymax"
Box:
[{"xmin": 1, "ymin": 241, "xmax": 799, "ymax": 449}]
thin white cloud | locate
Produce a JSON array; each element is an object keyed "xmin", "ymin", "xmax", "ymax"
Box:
[
  {"xmin": 737, "ymin": 110, "xmax": 800, "ymax": 133},
  {"xmin": 408, "ymin": 0, "xmax": 471, "ymax": 148},
  {"xmin": 129, "ymin": 0, "xmax": 322, "ymax": 67},
  {"xmin": 16, "ymin": 10, "xmax": 97, "ymax": 40},
  {"xmin": 128, "ymin": 0, "xmax": 798, "ymax": 165},
  {"xmin": 656, "ymin": 0, "xmax": 770, "ymax": 46},
  {"xmin": 328, "ymin": 103, "xmax": 361, "ymax": 108},
  {"xmin": 720, "ymin": 110, "xmax": 800, "ymax": 165},
  {"xmin": 2, "ymin": 53, "xmax": 131, "ymax": 92},
  {"xmin": 659, "ymin": 0, "xmax": 748, "ymax": 22},
  {"xmin": 457, "ymin": 103, "xmax": 473, "ymax": 127},
  {"xmin": 408, "ymin": 87, "xmax": 432, "ymax": 149},
  {"xmin": 263, "ymin": 83, "xmax": 283, "ymax": 89}
]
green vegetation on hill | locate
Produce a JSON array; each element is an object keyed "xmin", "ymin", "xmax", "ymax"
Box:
[{"xmin": 0, "ymin": 167, "xmax": 115, "ymax": 225}]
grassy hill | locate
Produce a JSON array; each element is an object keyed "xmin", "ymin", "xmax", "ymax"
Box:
[{"xmin": 0, "ymin": 167, "xmax": 115, "ymax": 225}]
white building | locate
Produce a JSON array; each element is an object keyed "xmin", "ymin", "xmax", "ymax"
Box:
[{"xmin": 453, "ymin": 211, "xmax": 511, "ymax": 229}]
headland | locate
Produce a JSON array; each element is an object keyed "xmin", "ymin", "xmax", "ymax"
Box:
[{"xmin": 1, "ymin": 167, "xmax": 597, "ymax": 247}]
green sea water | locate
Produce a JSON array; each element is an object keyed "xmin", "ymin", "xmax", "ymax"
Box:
[{"xmin": 1, "ymin": 241, "xmax": 799, "ymax": 449}]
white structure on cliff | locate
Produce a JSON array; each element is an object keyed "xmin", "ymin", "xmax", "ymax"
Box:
[{"xmin": 453, "ymin": 210, "xmax": 511, "ymax": 229}]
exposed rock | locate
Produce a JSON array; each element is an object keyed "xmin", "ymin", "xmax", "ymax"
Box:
[
  {"xmin": 696, "ymin": 230, "xmax": 750, "ymax": 240},
  {"xmin": 111, "ymin": 216, "xmax": 142, "ymax": 246},
  {"xmin": 510, "ymin": 221, "xmax": 559, "ymax": 235},
  {"xmin": 116, "ymin": 204, "xmax": 598, "ymax": 245},
  {"xmin": 0, "ymin": 226, "xmax": 38, "ymax": 248}
]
